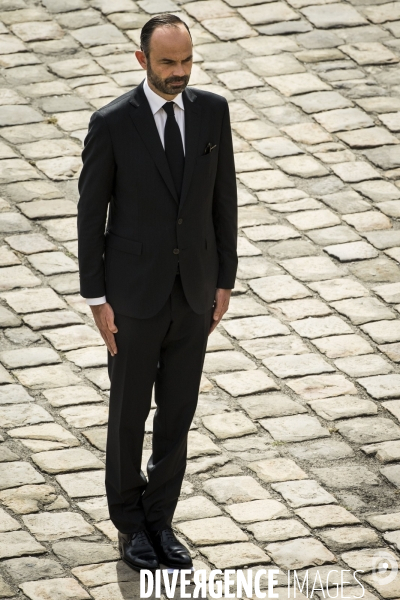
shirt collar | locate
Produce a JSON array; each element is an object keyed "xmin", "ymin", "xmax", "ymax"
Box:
[{"xmin": 143, "ymin": 78, "xmax": 185, "ymax": 114}]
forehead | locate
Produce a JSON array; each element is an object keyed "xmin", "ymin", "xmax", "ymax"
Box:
[{"xmin": 149, "ymin": 24, "xmax": 192, "ymax": 55}]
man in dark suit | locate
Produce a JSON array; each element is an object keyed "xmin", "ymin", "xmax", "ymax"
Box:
[{"xmin": 78, "ymin": 13, "xmax": 237, "ymax": 572}]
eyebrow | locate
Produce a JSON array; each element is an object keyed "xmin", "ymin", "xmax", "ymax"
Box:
[{"xmin": 160, "ymin": 54, "xmax": 193, "ymax": 62}]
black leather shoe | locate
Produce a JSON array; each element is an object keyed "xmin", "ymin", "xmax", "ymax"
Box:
[
  {"xmin": 149, "ymin": 527, "xmax": 193, "ymax": 569},
  {"xmin": 118, "ymin": 530, "xmax": 159, "ymax": 572}
]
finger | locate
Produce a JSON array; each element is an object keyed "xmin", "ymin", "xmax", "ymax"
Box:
[
  {"xmin": 104, "ymin": 330, "xmax": 117, "ymax": 355},
  {"xmin": 106, "ymin": 312, "xmax": 118, "ymax": 334},
  {"xmin": 99, "ymin": 330, "xmax": 115, "ymax": 356}
]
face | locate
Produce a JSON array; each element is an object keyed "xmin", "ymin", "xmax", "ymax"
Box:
[{"xmin": 136, "ymin": 24, "xmax": 193, "ymax": 98}]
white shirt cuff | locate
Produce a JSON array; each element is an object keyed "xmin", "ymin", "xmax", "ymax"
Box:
[{"xmin": 86, "ymin": 296, "xmax": 107, "ymax": 306}]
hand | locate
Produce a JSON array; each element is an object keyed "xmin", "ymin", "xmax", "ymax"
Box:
[
  {"xmin": 90, "ymin": 302, "xmax": 118, "ymax": 356},
  {"xmin": 210, "ymin": 288, "xmax": 231, "ymax": 334}
]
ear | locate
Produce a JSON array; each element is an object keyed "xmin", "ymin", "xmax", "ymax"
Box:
[{"xmin": 135, "ymin": 50, "xmax": 147, "ymax": 70}]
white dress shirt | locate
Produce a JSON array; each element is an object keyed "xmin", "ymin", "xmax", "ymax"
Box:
[{"xmin": 85, "ymin": 79, "xmax": 186, "ymax": 306}]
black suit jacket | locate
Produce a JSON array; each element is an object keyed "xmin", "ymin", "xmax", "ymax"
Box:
[{"xmin": 77, "ymin": 81, "xmax": 238, "ymax": 319}]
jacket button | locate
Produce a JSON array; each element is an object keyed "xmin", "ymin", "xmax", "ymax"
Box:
[
  {"xmin": 178, "ymin": 218, "xmax": 183, "ymax": 225},
  {"xmin": 173, "ymin": 248, "xmax": 180, "ymax": 255}
]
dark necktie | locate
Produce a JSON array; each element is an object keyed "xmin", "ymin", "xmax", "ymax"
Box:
[{"xmin": 163, "ymin": 101, "xmax": 184, "ymax": 198}]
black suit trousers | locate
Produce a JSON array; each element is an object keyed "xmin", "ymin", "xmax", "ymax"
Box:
[{"xmin": 106, "ymin": 274, "xmax": 213, "ymax": 533}]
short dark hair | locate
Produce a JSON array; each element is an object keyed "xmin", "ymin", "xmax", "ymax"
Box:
[{"xmin": 140, "ymin": 13, "xmax": 191, "ymax": 57}]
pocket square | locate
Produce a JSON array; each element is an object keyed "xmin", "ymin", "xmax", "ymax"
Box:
[{"xmin": 204, "ymin": 143, "xmax": 217, "ymax": 155}]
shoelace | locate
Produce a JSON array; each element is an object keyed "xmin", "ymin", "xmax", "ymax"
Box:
[
  {"xmin": 135, "ymin": 530, "xmax": 150, "ymax": 545},
  {"xmin": 163, "ymin": 528, "xmax": 177, "ymax": 544}
]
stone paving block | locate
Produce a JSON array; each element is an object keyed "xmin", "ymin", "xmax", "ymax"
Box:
[
  {"xmin": 287, "ymin": 209, "xmax": 341, "ymax": 231},
  {"xmin": 358, "ymin": 375, "xmax": 400, "ymax": 399},
  {"xmin": 343, "ymin": 548, "xmax": 399, "ymax": 578},
  {"xmin": 266, "ymin": 537, "xmax": 336, "ymax": 570},
  {"xmin": 0, "ymin": 404, "xmax": 53, "ymax": 429},
  {"xmin": 281, "ymin": 256, "xmax": 344, "ymax": 281},
  {"xmin": 309, "ymin": 396, "xmax": 377, "ymax": 420},
  {"xmin": 290, "ymin": 91, "xmax": 353, "ymax": 113},
  {"xmin": 56, "ymin": 470, "xmax": 105, "ymax": 498},
  {"xmin": 214, "ymin": 369, "xmax": 279, "ymax": 397},
  {"xmin": 307, "ymin": 225, "xmax": 361, "ymax": 246},
  {"xmin": 250, "ymin": 275, "xmax": 311, "ymax": 303},
  {"xmin": 225, "ymin": 498, "xmax": 289, "ymax": 523},
  {"xmin": 0, "ymin": 530, "xmax": 46, "ymax": 560},
  {"xmin": 23, "ymin": 310, "xmax": 84, "ymax": 330},
  {"xmin": 333, "ymin": 297, "xmax": 395, "ymax": 325},
  {"xmin": 200, "ymin": 542, "xmax": 270, "ymax": 569},
  {"xmin": 270, "ymin": 298, "xmax": 331, "ymax": 321},
  {"xmin": 335, "ymin": 355, "xmax": 393, "ymax": 377},
  {"xmin": 249, "ymin": 518, "xmax": 309, "ymax": 542},
  {"xmin": 0, "ymin": 347, "xmax": 61, "ymax": 370},
  {"xmin": 350, "ymin": 256, "xmax": 400, "ymax": 283},
  {"xmin": 310, "ymin": 278, "xmax": 368, "ymax": 302},
  {"xmin": 253, "ymin": 137, "xmax": 304, "ymax": 158},
  {"xmin": 202, "ymin": 412, "xmax": 257, "ymax": 439},
  {"xmin": 43, "ymin": 324, "xmax": 103, "ymax": 351},
  {"xmin": 14, "ymin": 364, "xmax": 81, "ymax": 389},
  {"xmin": 272, "ymin": 479, "xmax": 337, "ymax": 508},
  {"xmin": 174, "ymin": 496, "xmax": 221, "ymax": 523},
  {"xmin": 263, "ymin": 353, "xmax": 334, "ymax": 378},
  {"xmin": 312, "ymin": 334, "xmax": 373, "ymax": 358},
  {"xmin": 332, "ymin": 161, "xmax": 382, "ymax": 183},
  {"xmin": 0, "ymin": 461, "xmax": 45, "ymax": 491},
  {"xmin": 0, "ymin": 385, "xmax": 33, "ymax": 406},
  {"xmin": 1, "ymin": 287, "xmax": 66, "ymax": 313},
  {"xmin": 237, "ymin": 256, "xmax": 282, "ymax": 279},
  {"xmin": 249, "ymin": 457, "xmax": 308, "ymax": 482},
  {"xmin": 246, "ymin": 54, "xmax": 305, "ymax": 78},
  {"xmin": 0, "ymin": 214, "xmax": 31, "ymax": 236},
  {"xmin": 260, "ymin": 414, "xmax": 330, "ymax": 442},
  {"xmin": 20, "ymin": 578, "xmax": 90, "ymax": 600},
  {"xmin": 362, "ymin": 439, "xmax": 400, "ymax": 463},
  {"xmin": 2, "ymin": 556, "xmax": 65, "ymax": 583},
  {"xmin": 239, "ymin": 170, "xmax": 294, "ymax": 191},
  {"xmin": 363, "ymin": 570, "xmax": 400, "ymax": 599},
  {"xmin": 320, "ymin": 526, "xmax": 380, "ymax": 552},
  {"xmin": 241, "ymin": 335, "xmax": 309, "ymax": 359},
  {"xmin": 0, "ymin": 265, "xmax": 41, "ymax": 291},
  {"xmin": 325, "ymin": 241, "xmax": 378, "ymax": 262},
  {"xmin": 291, "ymin": 316, "xmax": 353, "ymax": 339},
  {"xmin": 221, "ymin": 315, "xmax": 289, "ymax": 340},
  {"xmin": 337, "ymin": 417, "xmax": 400, "ymax": 444},
  {"xmin": 203, "ymin": 475, "xmax": 270, "ymax": 503},
  {"xmin": 287, "ymin": 374, "xmax": 357, "ymax": 400},
  {"xmin": 311, "ymin": 465, "xmax": 380, "ymax": 489},
  {"xmin": 0, "ymin": 304, "xmax": 21, "ymax": 329},
  {"xmin": 32, "ymin": 448, "xmax": 104, "ymax": 474},
  {"xmin": 177, "ymin": 516, "xmax": 247, "ymax": 546},
  {"xmin": 226, "ymin": 296, "xmax": 268, "ymax": 318},
  {"xmin": 266, "ymin": 73, "xmax": 331, "ymax": 96},
  {"xmin": 22, "ymin": 511, "xmax": 94, "ymax": 541},
  {"xmin": 203, "ymin": 350, "xmax": 256, "ymax": 373},
  {"xmin": 60, "ymin": 404, "xmax": 108, "ymax": 428},
  {"xmin": 361, "ymin": 320, "xmax": 400, "ymax": 344},
  {"xmin": 288, "ymin": 438, "xmax": 354, "ymax": 461},
  {"xmin": 296, "ymin": 504, "xmax": 359, "ymax": 528},
  {"xmin": 343, "ymin": 211, "xmax": 391, "ymax": 232},
  {"xmin": 379, "ymin": 342, "xmax": 400, "ymax": 362},
  {"xmin": 276, "ymin": 155, "xmax": 329, "ymax": 178},
  {"xmin": 238, "ymin": 393, "xmax": 307, "ymax": 419},
  {"xmin": 201, "ymin": 17, "xmax": 256, "ymax": 41}
]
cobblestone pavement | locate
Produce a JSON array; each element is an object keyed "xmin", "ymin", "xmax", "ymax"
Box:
[{"xmin": 1, "ymin": 0, "xmax": 400, "ymax": 598}]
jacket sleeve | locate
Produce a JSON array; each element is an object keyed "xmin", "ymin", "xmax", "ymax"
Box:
[
  {"xmin": 77, "ymin": 111, "xmax": 115, "ymax": 298},
  {"xmin": 213, "ymin": 101, "xmax": 238, "ymax": 290}
]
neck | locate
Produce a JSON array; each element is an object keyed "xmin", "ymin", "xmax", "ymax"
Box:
[{"xmin": 147, "ymin": 77, "xmax": 178, "ymax": 101}]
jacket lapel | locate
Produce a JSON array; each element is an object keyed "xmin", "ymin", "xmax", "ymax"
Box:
[
  {"xmin": 179, "ymin": 87, "xmax": 201, "ymax": 212},
  {"xmin": 128, "ymin": 83, "xmax": 179, "ymax": 205}
]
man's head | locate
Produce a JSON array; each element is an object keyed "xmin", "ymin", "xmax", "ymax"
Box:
[{"xmin": 135, "ymin": 14, "xmax": 193, "ymax": 99}]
